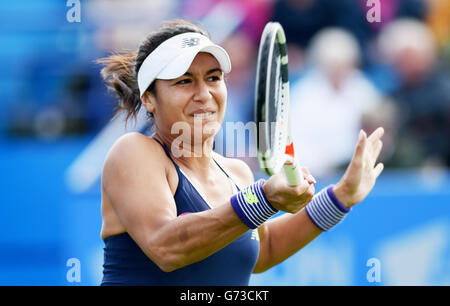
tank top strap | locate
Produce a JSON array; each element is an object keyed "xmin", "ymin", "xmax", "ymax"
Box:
[
  {"xmin": 212, "ymin": 158, "xmax": 241, "ymax": 192},
  {"xmin": 153, "ymin": 137, "xmax": 240, "ymax": 193},
  {"xmin": 152, "ymin": 137, "xmax": 181, "ymax": 172}
]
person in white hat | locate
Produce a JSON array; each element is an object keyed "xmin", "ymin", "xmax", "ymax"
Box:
[{"xmin": 97, "ymin": 19, "xmax": 384, "ymax": 286}]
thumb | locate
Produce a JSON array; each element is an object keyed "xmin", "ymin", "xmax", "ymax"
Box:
[{"xmin": 352, "ymin": 130, "xmax": 367, "ymax": 167}]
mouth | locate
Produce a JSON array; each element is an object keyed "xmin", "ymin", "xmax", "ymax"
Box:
[
  {"xmin": 190, "ymin": 110, "xmax": 216, "ymax": 119},
  {"xmin": 192, "ymin": 112, "xmax": 214, "ymax": 118}
]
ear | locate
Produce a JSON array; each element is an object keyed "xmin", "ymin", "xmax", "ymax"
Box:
[{"xmin": 141, "ymin": 91, "xmax": 156, "ymax": 114}]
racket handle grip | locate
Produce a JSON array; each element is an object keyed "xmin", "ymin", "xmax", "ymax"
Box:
[{"xmin": 283, "ymin": 156, "xmax": 303, "ymax": 186}]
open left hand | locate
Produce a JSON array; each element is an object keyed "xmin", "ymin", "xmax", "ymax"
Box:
[{"xmin": 333, "ymin": 127, "xmax": 385, "ymax": 208}]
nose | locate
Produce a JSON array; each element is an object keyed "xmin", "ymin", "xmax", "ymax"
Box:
[{"xmin": 193, "ymin": 79, "xmax": 212, "ymax": 103}]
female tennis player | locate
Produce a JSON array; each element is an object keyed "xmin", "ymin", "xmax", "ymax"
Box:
[{"xmin": 98, "ymin": 20, "xmax": 384, "ymax": 285}]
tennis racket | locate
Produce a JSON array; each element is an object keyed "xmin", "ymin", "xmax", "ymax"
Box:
[{"xmin": 255, "ymin": 22, "xmax": 302, "ymax": 186}]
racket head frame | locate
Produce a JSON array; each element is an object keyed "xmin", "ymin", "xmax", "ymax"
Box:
[{"xmin": 255, "ymin": 22, "xmax": 292, "ymax": 176}]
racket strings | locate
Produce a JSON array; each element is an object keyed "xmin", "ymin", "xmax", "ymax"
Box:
[{"xmin": 255, "ymin": 23, "xmax": 290, "ymax": 175}]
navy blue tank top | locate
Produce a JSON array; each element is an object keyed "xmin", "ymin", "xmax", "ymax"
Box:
[{"xmin": 101, "ymin": 138, "xmax": 260, "ymax": 286}]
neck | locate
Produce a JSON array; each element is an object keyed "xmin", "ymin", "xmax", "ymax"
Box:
[{"xmin": 153, "ymin": 131, "xmax": 216, "ymax": 173}]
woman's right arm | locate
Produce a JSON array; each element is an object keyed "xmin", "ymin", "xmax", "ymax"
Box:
[{"xmin": 102, "ymin": 132, "xmax": 250, "ymax": 272}]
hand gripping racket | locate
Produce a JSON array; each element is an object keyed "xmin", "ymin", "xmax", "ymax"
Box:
[{"xmin": 255, "ymin": 22, "xmax": 303, "ymax": 186}]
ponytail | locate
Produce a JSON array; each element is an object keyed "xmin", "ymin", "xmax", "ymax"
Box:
[{"xmin": 97, "ymin": 52, "xmax": 141, "ymax": 122}]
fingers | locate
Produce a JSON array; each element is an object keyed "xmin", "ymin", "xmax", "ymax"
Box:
[
  {"xmin": 292, "ymin": 175, "xmax": 312, "ymax": 194},
  {"xmin": 367, "ymin": 127, "xmax": 384, "ymax": 168},
  {"xmin": 307, "ymin": 182, "xmax": 315, "ymax": 198},
  {"xmin": 372, "ymin": 139, "xmax": 383, "ymax": 163},
  {"xmin": 295, "ymin": 170, "xmax": 315, "ymax": 198},
  {"xmin": 266, "ymin": 169, "xmax": 316, "ymax": 214},
  {"xmin": 288, "ymin": 168, "xmax": 314, "ymax": 197},
  {"xmin": 368, "ymin": 127, "xmax": 384, "ymax": 147},
  {"xmin": 303, "ymin": 183, "xmax": 315, "ymax": 202},
  {"xmin": 300, "ymin": 166, "xmax": 316, "ymax": 184},
  {"xmin": 374, "ymin": 162, "xmax": 384, "ymax": 178},
  {"xmin": 292, "ymin": 183, "xmax": 315, "ymax": 213},
  {"xmin": 351, "ymin": 130, "xmax": 367, "ymax": 168}
]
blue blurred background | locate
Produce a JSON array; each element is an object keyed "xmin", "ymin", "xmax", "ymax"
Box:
[{"xmin": 0, "ymin": 0, "xmax": 449, "ymax": 285}]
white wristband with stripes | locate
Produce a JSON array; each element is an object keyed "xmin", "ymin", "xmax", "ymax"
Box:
[{"xmin": 305, "ymin": 185, "xmax": 351, "ymax": 231}]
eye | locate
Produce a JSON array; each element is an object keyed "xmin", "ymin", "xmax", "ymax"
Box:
[
  {"xmin": 175, "ymin": 78, "xmax": 191, "ymax": 85},
  {"xmin": 207, "ymin": 75, "xmax": 222, "ymax": 82}
]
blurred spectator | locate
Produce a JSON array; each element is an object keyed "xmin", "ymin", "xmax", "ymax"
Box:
[
  {"xmin": 426, "ymin": 0, "xmax": 450, "ymax": 73},
  {"xmin": 7, "ymin": 54, "xmax": 97, "ymax": 139},
  {"xmin": 179, "ymin": 0, "xmax": 273, "ymax": 44},
  {"xmin": 426, "ymin": 0, "xmax": 450, "ymax": 49},
  {"xmin": 377, "ymin": 18, "xmax": 450, "ymax": 168},
  {"xmin": 87, "ymin": 0, "xmax": 175, "ymax": 51},
  {"xmin": 273, "ymin": 0, "xmax": 428, "ymax": 70},
  {"xmin": 290, "ymin": 28, "xmax": 385, "ymax": 178},
  {"xmin": 221, "ymin": 30, "xmax": 257, "ymax": 123},
  {"xmin": 218, "ymin": 29, "xmax": 260, "ymax": 173}
]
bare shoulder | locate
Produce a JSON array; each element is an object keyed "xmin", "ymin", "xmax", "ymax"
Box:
[
  {"xmin": 102, "ymin": 132, "xmax": 168, "ymax": 188},
  {"xmin": 212, "ymin": 153, "xmax": 255, "ymax": 188},
  {"xmin": 107, "ymin": 131, "xmax": 161, "ymax": 154}
]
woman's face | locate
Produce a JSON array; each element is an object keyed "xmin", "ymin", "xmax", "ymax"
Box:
[{"xmin": 144, "ymin": 52, "xmax": 227, "ymax": 146}]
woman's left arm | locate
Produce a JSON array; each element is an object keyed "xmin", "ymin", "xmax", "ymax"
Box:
[{"xmin": 253, "ymin": 127, "xmax": 385, "ymax": 273}]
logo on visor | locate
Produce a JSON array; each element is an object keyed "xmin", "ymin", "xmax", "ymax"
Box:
[{"xmin": 181, "ymin": 37, "xmax": 200, "ymax": 48}]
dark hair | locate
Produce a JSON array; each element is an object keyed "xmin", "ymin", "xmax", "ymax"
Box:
[{"xmin": 97, "ymin": 19, "xmax": 210, "ymax": 123}]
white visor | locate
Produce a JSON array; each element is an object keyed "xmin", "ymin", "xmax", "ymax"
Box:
[{"xmin": 137, "ymin": 32, "xmax": 231, "ymax": 97}]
